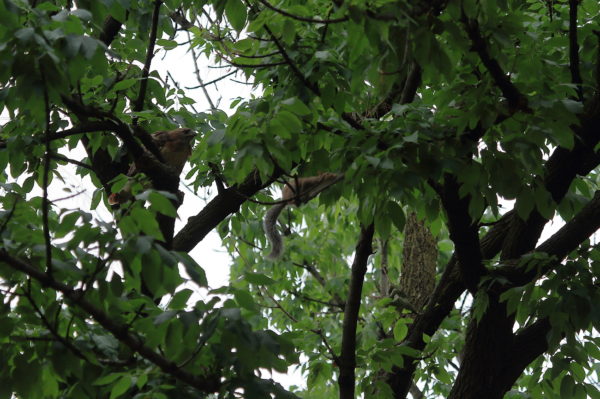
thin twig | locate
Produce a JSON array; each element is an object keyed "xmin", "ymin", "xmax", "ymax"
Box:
[
  {"xmin": 50, "ymin": 189, "xmax": 87, "ymax": 203},
  {"xmin": 132, "ymin": 0, "xmax": 162, "ymax": 119},
  {"xmin": 230, "ymin": 78, "xmax": 255, "ymax": 86},
  {"xmin": 293, "ymin": 261, "xmax": 327, "ymax": 287},
  {"xmin": 45, "ymin": 121, "xmax": 115, "ymax": 141},
  {"xmin": 165, "ymin": 71, "xmax": 200, "ymax": 114},
  {"xmin": 262, "ymin": 24, "xmax": 319, "ymax": 94},
  {"xmin": 461, "ymin": 13, "xmax": 531, "ymax": 113},
  {"xmin": 0, "ymin": 196, "xmax": 18, "ymax": 234},
  {"xmin": 22, "ymin": 285, "xmax": 91, "ymax": 363},
  {"xmin": 232, "ymin": 50, "xmax": 282, "ymax": 59},
  {"xmin": 261, "ymin": 289, "xmax": 340, "ymax": 362},
  {"xmin": 243, "ymin": 0, "xmax": 319, "ymax": 94},
  {"xmin": 221, "ymin": 55, "xmax": 287, "ymax": 68},
  {"xmin": 188, "ymin": 31, "xmax": 216, "ymax": 110},
  {"xmin": 185, "ymin": 71, "xmax": 236, "ymax": 89},
  {"xmin": 51, "ymin": 153, "xmax": 93, "ymax": 171},
  {"xmin": 256, "ymin": 0, "xmax": 348, "ymax": 23},
  {"xmin": 288, "ymin": 289, "xmax": 345, "ymax": 308},
  {"xmin": 0, "ymin": 250, "xmax": 221, "ymax": 393}
]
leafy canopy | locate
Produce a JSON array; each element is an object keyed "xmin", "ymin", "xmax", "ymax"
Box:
[{"xmin": 0, "ymin": 0, "xmax": 600, "ymax": 398}]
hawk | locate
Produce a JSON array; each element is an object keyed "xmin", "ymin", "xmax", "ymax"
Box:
[{"xmin": 108, "ymin": 127, "xmax": 196, "ymax": 205}]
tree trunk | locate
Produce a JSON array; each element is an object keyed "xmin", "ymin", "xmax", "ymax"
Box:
[{"xmin": 447, "ymin": 295, "xmax": 515, "ymax": 399}]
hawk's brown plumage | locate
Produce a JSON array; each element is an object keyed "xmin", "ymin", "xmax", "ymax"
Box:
[{"xmin": 108, "ymin": 128, "xmax": 196, "ymax": 205}]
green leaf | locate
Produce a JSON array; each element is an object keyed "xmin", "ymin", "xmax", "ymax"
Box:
[
  {"xmin": 233, "ymin": 289, "xmax": 258, "ymax": 311},
  {"xmin": 515, "ymin": 189, "xmax": 535, "ymax": 220},
  {"xmin": 71, "ymin": 8, "xmax": 92, "ymax": 21},
  {"xmin": 561, "ymin": 99, "xmax": 583, "ymax": 114},
  {"xmin": 109, "ymin": 375, "xmax": 131, "ymax": 399},
  {"xmin": 146, "ymin": 191, "xmax": 177, "ymax": 217},
  {"xmin": 225, "ymin": 0, "xmax": 247, "ymax": 32},
  {"xmin": 387, "ymin": 201, "xmax": 406, "ymax": 232},
  {"xmin": 93, "ymin": 373, "xmax": 123, "ymax": 386},
  {"xmin": 560, "ymin": 375, "xmax": 574, "ymax": 398},
  {"xmin": 281, "ymin": 97, "xmax": 311, "ymax": 116},
  {"xmin": 113, "ymin": 78, "xmax": 137, "ymax": 91},
  {"xmin": 170, "ymin": 289, "xmax": 193, "ymax": 309},
  {"xmin": 244, "ymin": 272, "xmax": 275, "ymax": 286},
  {"xmin": 174, "ymin": 252, "xmax": 208, "ymax": 287},
  {"xmin": 276, "ymin": 110, "xmax": 303, "ymax": 134},
  {"xmin": 156, "ymin": 39, "xmax": 178, "ymax": 50},
  {"xmin": 393, "ymin": 320, "xmax": 408, "ymax": 341},
  {"xmin": 153, "ymin": 310, "xmax": 178, "ymax": 325},
  {"xmin": 130, "ymin": 208, "xmax": 164, "ymax": 240},
  {"xmin": 14, "ymin": 28, "xmax": 34, "ymax": 42}
]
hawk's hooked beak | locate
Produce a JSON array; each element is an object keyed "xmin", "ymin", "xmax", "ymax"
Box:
[{"xmin": 181, "ymin": 128, "xmax": 197, "ymax": 141}]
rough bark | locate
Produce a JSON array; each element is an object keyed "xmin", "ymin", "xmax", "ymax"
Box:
[{"xmin": 399, "ymin": 212, "xmax": 437, "ymax": 313}]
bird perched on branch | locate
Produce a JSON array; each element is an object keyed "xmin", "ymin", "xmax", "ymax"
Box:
[{"xmin": 108, "ymin": 127, "xmax": 196, "ymax": 205}]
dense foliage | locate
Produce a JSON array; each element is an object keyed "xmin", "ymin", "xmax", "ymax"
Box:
[{"xmin": 0, "ymin": 0, "xmax": 600, "ymax": 398}]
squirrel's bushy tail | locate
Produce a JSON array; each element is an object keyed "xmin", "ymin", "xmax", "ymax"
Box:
[{"xmin": 264, "ymin": 203, "xmax": 286, "ymax": 259}]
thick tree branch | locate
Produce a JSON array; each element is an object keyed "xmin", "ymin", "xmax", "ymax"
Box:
[
  {"xmin": 501, "ymin": 102, "xmax": 600, "ymax": 259},
  {"xmin": 569, "ymin": 0, "xmax": 583, "ymax": 102},
  {"xmin": 510, "ymin": 317, "xmax": 552, "ymax": 374},
  {"xmin": 385, "ymin": 100, "xmax": 600, "ymax": 394},
  {"xmin": 338, "ymin": 223, "xmax": 375, "ymax": 399},
  {"xmin": 41, "ymin": 67, "xmax": 53, "ymax": 277},
  {"xmin": 0, "ymin": 250, "xmax": 221, "ymax": 393},
  {"xmin": 173, "ymin": 170, "xmax": 280, "ymax": 252},
  {"xmin": 498, "ymin": 190, "xmax": 600, "ymax": 286},
  {"xmin": 438, "ymin": 176, "xmax": 484, "ymax": 292},
  {"xmin": 99, "ymin": 15, "xmax": 123, "ymax": 46}
]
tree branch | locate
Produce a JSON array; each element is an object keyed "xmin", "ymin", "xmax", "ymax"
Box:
[
  {"xmin": 0, "ymin": 250, "xmax": 221, "ymax": 394},
  {"xmin": 173, "ymin": 170, "xmax": 280, "ymax": 252},
  {"xmin": 498, "ymin": 190, "xmax": 600, "ymax": 286},
  {"xmin": 257, "ymin": 18, "xmax": 320, "ymax": 95},
  {"xmin": 437, "ymin": 176, "xmax": 484, "ymax": 292},
  {"xmin": 338, "ymin": 223, "xmax": 374, "ymax": 399},
  {"xmin": 569, "ymin": 0, "xmax": 584, "ymax": 102},
  {"xmin": 132, "ymin": 0, "xmax": 162, "ymax": 117},
  {"xmin": 185, "ymin": 71, "xmax": 237, "ymax": 89},
  {"xmin": 188, "ymin": 31, "xmax": 216, "ymax": 110},
  {"xmin": 22, "ymin": 287, "xmax": 91, "ymax": 364},
  {"xmin": 511, "ymin": 317, "xmax": 552, "ymax": 368},
  {"xmin": 384, "ymin": 103, "xmax": 600, "ymax": 394},
  {"xmin": 461, "ymin": 14, "xmax": 531, "ymax": 113},
  {"xmin": 45, "ymin": 121, "xmax": 117, "ymax": 141},
  {"xmin": 50, "ymin": 153, "xmax": 93, "ymax": 171},
  {"xmin": 40, "ymin": 66, "xmax": 53, "ymax": 277},
  {"xmin": 256, "ymin": 0, "xmax": 348, "ymax": 23},
  {"xmin": 98, "ymin": 15, "xmax": 123, "ymax": 46}
]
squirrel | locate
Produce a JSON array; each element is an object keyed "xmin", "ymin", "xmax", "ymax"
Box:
[{"xmin": 263, "ymin": 172, "xmax": 343, "ymax": 259}]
